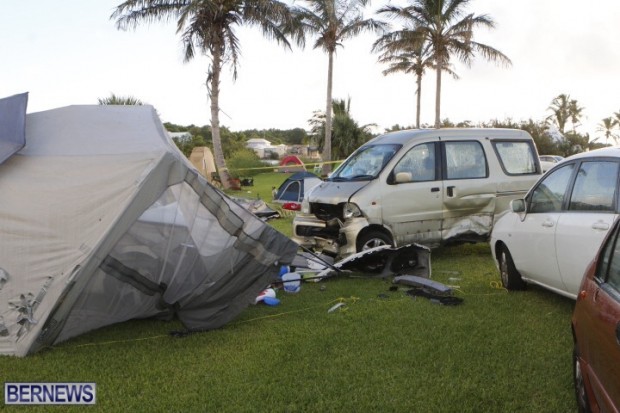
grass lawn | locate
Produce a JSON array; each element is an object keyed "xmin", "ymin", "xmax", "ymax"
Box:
[{"xmin": 0, "ymin": 172, "xmax": 577, "ymax": 412}]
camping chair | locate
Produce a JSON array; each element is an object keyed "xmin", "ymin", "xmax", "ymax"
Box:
[{"xmin": 210, "ymin": 172, "xmax": 222, "ymax": 189}]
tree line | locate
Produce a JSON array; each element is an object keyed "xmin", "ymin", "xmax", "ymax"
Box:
[{"xmin": 100, "ymin": 88, "xmax": 617, "ymax": 161}]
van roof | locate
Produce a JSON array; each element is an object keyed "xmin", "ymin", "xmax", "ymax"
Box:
[{"xmin": 369, "ymin": 128, "xmax": 529, "ymax": 145}]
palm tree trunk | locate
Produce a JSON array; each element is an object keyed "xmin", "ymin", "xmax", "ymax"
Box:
[
  {"xmin": 434, "ymin": 65, "xmax": 442, "ymax": 128},
  {"xmin": 322, "ymin": 50, "xmax": 334, "ymax": 176},
  {"xmin": 416, "ymin": 74, "xmax": 422, "ymax": 129},
  {"xmin": 210, "ymin": 43, "xmax": 233, "ymax": 190}
]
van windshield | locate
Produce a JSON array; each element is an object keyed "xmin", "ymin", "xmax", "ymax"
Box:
[{"xmin": 328, "ymin": 144, "xmax": 401, "ymax": 181}]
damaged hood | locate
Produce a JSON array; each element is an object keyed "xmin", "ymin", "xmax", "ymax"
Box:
[{"xmin": 307, "ymin": 180, "xmax": 368, "ymax": 204}]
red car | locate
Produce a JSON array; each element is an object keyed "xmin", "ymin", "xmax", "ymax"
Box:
[{"xmin": 572, "ymin": 218, "xmax": 620, "ymax": 412}]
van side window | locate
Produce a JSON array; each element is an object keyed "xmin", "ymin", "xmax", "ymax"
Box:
[
  {"xmin": 568, "ymin": 161, "xmax": 618, "ymax": 212},
  {"xmin": 445, "ymin": 141, "xmax": 487, "ymax": 179},
  {"xmin": 493, "ymin": 141, "xmax": 537, "ymax": 174},
  {"xmin": 393, "ymin": 143, "xmax": 435, "ymax": 182}
]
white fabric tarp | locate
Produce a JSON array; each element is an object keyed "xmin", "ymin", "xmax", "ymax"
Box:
[
  {"xmin": 0, "ymin": 103, "xmax": 298, "ymax": 357},
  {"xmin": 0, "ymin": 93, "xmax": 27, "ymax": 164}
]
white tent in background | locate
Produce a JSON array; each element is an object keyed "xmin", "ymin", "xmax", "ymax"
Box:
[{"xmin": 0, "ymin": 93, "xmax": 298, "ymax": 357}]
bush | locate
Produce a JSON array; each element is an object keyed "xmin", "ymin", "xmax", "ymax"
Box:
[{"xmin": 228, "ymin": 148, "xmax": 265, "ymax": 178}]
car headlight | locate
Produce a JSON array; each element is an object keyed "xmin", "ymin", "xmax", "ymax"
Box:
[{"xmin": 343, "ymin": 202, "xmax": 362, "ymax": 219}]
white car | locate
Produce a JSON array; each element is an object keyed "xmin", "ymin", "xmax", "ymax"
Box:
[
  {"xmin": 539, "ymin": 154, "xmax": 565, "ymax": 163},
  {"xmin": 539, "ymin": 155, "xmax": 565, "ymax": 173},
  {"xmin": 491, "ymin": 147, "xmax": 620, "ymax": 299}
]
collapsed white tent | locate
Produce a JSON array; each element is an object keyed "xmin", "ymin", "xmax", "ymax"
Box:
[{"xmin": 0, "ymin": 94, "xmax": 298, "ymax": 357}]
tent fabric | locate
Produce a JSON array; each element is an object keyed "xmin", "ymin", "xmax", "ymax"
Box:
[
  {"xmin": 0, "ymin": 92, "xmax": 28, "ymax": 165},
  {"xmin": 279, "ymin": 155, "xmax": 305, "ymax": 172},
  {"xmin": 0, "ymin": 104, "xmax": 298, "ymax": 357},
  {"xmin": 188, "ymin": 146, "xmax": 217, "ymax": 183},
  {"xmin": 279, "ymin": 155, "xmax": 304, "ymax": 168},
  {"xmin": 273, "ymin": 171, "xmax": 322, "ymax": 204}
]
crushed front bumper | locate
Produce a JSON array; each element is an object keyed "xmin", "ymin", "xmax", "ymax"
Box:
[{"xmin": 292, "ymin": 213, "xmax": 369, "ymax": 258}]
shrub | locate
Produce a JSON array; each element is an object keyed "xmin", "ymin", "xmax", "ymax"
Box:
[{"xmin": 228, "ymin": 148, "xmax": 265, "ymax": 177}]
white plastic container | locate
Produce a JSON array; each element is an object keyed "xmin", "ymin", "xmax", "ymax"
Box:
[{"xmin": 281, "ymin": 272, "xmax": 301, "ymax": 293}]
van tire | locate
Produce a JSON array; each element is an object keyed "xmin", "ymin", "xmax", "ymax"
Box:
[
  {"xmin": 355, "ymin": 230, "xmax": 393, "ymax": 273},
  {"xmin": 356, "ymin": 230, "xmax": 393, "ymax": 252},
  {"xmin": 498, "ymin": 245, "xmax": 526, "ymax": 290}
]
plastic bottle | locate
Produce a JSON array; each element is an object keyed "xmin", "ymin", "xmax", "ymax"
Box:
[{"xmin": 281, "ymin": 272, "xmax": 301, "ymax": 293}]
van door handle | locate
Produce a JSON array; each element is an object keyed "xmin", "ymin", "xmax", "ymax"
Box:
[
  {"xmin": 431, "ymin": 187, "xmax": 440, "ymax": 192},
  {"xmin": 447, "ymin": 186, "xmax": 455, "ymax": 197},
  {"xmin": 592, "ymin": 221, "xmax": 610, "ymax": 231},
  {"xmin": 541, "ymin": 219, "xmax": 554, "ymax": 228}
]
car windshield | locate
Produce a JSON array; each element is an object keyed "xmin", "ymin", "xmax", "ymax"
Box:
[{"xmin": 328, "ymin": 144, "xmax": 401, "ymax": 181}]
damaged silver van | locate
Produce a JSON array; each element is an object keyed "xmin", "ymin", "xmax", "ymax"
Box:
[{"xmin": 292, "ymin": 128, "xmax": 542, "ymax": 258}]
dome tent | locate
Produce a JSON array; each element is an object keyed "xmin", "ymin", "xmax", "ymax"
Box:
[
  {"xmin": 0, "ymin": 94, "xmax": 298, "ymax": 356},
  {"xmin": 273, "ymin": 171, "xmax": 322, "ymax": 204}
]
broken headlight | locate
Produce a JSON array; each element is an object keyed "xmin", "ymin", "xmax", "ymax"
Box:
[{"xmin": 343, "ymin": 202, "xmax": 362, "ymax": 219}]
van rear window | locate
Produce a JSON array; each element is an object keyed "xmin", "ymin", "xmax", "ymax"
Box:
[{"xmin": 493, "ymin": 141, "xmax": 538, "ymax": 175}]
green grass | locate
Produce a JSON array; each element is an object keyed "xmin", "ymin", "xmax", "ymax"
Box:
[
  {"xmin": 0, "ymin": 173, "xmax": 577, "ymax": 412},
  {"xmin": 230, "ymin": 171, "xmax": 291, "ymax": 204}
]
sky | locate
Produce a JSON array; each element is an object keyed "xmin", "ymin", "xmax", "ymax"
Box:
[{"xmin": 2, "ymin": 1, "xmax": 619, "ymax": 141}]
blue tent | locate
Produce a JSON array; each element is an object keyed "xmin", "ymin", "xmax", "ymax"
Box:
[{"xmin": 273, "ymin": 171, "xmax": 322, "ymax": 204}]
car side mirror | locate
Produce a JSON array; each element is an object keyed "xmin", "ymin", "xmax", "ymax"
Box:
[
  {"xmin": 395, "ymin": 172, "xmax": 412, "ymax": 184},
  {"xmin": 510, "ymin": 199, "xmax": 526, "ymax": 213}
]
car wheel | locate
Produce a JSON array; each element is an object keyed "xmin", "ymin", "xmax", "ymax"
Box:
[
  {"xmin": 356, "ymin": 230, "xmax": 392, "ymax": 252},
  {"xmin": 498, "ymin": 245, "xmax": 526, "ymax": 290},
  {"xmin": 573, "ymin": 345, "xmax": 592, "ymax": 413},
  {"xmin": 355, "ymin": 230, "xmax": 393, "ymax": 273}
]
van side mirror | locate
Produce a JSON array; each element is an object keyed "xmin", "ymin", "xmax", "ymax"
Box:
[
  {"xmin": 395, "ymin": 172, "xmax": 412, "ymax": 184},
  {"xmin": 510, "ymin": 199, "xmax": 526, "ymax": 213}
]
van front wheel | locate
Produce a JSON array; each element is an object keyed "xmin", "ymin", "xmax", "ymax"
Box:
[{"xmin": 356, "ymin": 230, "xmax": 393, "ymax": 252}]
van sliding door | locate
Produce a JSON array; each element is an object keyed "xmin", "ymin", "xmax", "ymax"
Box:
[{"xmin": 440, "ymin": 140, "xmax": 496, "ymax": 242}]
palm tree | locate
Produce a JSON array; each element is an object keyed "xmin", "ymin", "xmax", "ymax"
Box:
[
  {"xmin": 568, "ymin": 98, "xmax": 584, "ymax": 132},
  {"xmin": 546, "ymin": 93, "xmax": 571, "ymax": 134},
  {"xmin": 331, "ymin": 97, "xmax": 375, "ymax": 158},
  {"xmin": 309, "ymin": 97, "xmax": 374, "ymax": 159},
  {"xmin": 597, "ymin": 117, "xmax": 619, "ymax": 145},
  {"xmin": 377, "ymin": 0, "xmax": 511, "ymax": 128},
  {"xmin": 293, "ymin": 0, "xmax": 385, "ymax": 174},
  {"xmin": 372, "ymin": 31, "xmax": 457, "ymax": 128},
  {"xmin": 112, "ymin": 0, "xmax": 300, "ymax": 189},
  {"xmin": 97, "ymin": 93, "xmax": 143, "ymax": 105}
]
